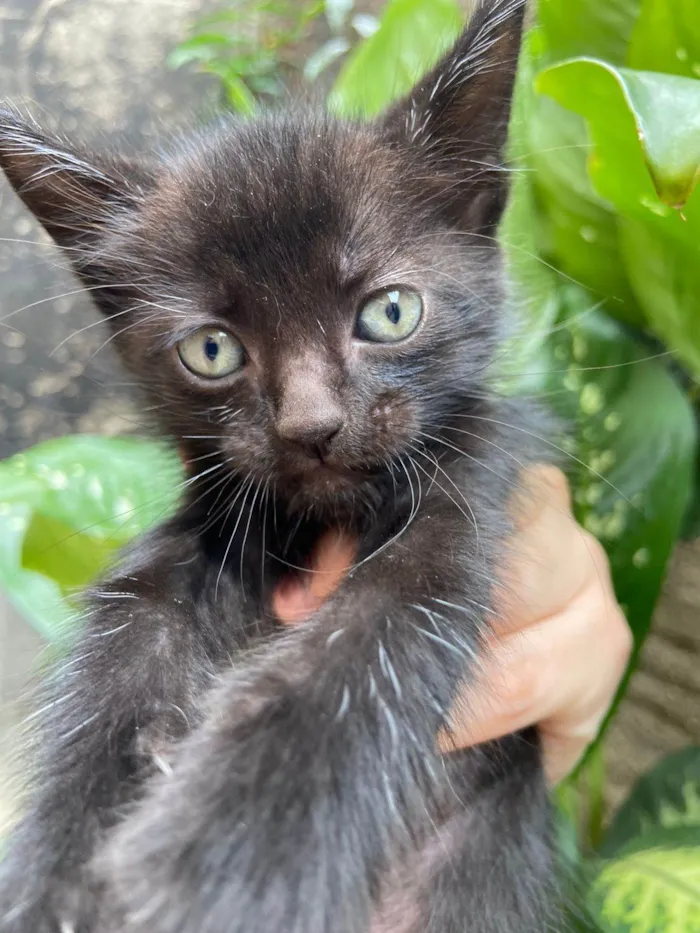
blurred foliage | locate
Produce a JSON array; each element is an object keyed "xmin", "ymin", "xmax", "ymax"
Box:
[
  {"xmin": 168, "ymin": 0, "xmax": 379, "ymax": 111},
  {"xmin": 0, "ymin": 437, "xmax": 183, "ymax": 642},
  {"xmin": 2, "ymin": 0, "xmax": 700, "ymax": 926},
  {"xmin": 563, "ymin": 748, "xmax": 700, "ymax": 932}
]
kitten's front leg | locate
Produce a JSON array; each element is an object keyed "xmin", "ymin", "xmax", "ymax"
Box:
[
  {"xmin": 0, "ymin": 523, "xmax": 257, "ymax": 933},
  {"xmin": 97, "ymin": 502, "xmax": 555, "ymax": 933}
]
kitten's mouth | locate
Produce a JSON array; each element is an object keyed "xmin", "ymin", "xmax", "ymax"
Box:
[
  {"xmin": 297, "ymin": 461, "xmax": 360, "ymax": 486},
  {"xmin": 281, "ymin": 454, "xmax": 374, "ymax": 492}
]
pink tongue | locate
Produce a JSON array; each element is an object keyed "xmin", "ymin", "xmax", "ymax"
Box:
[{"xmin": 272, "ymin": 530, "xmax": 356, "ymax": 625}]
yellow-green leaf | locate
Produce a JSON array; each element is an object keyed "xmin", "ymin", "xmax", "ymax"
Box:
[
  {"xmin": 591, "ymin": 831, "xmax": 700, "ymax": 933},
  {"xmin": 538, "ymin": 59, "xmax": 700, "ymax": 210},
  {"xmin": 329, "ymin": 0, "xmax": 463, "ymax": 117}
]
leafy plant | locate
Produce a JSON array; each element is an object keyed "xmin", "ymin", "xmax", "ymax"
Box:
[
  {"xmin": 583, "ymin": 748, "xmax": 700, "ymax": 932},
  {"xmin": 327, "ymin": 0, "xmax": 699, "ymax": 750},
  {"xmin": 0, "ymin": 437, "xmax": 183, "ymax": 642},
  {"xmin": 169, "ymin": 0, "xmax": 378, "ymax": 113}
]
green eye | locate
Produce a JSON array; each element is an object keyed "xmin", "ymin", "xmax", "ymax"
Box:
[
  {"xmin": 177, "ymin": 328, "xmax": 245, "ymax": 379},
  {"xmin": 356, "ymin": 288, "xmax": 423, "ymax": 343}
]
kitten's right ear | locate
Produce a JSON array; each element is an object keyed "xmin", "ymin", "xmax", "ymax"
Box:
[
  {"xmin": 380, "ymin": 0, "xmax": 527, "ymax": 233},
  {"xmin": 0, "ymin": 108, "xmax": 154, "ymax": 247}
]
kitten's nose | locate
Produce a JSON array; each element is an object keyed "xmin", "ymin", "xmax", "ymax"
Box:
[{"xmin": 276, "ymin": 409, "xmax": 344, "ymax": 461}]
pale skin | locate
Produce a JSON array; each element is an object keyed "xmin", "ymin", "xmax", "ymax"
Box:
[{"xmin": 272, "ymin": 465, "xmax": 633, "ymax": 784}]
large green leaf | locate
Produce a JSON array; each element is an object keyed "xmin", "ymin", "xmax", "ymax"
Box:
[
  {"xmin": 329, "ymin": 0, "xmax": 463, "ymax": 117},
  {"xmin": 0, "ymin": 437, "xmax": 184, "ymax": 640},
  {"xmin": 538, "ymin": 0, "xmax": 641, "ymax": 66},
  {"xmin": 589, "ymin": 827, "xmax": 700, "ymax": 933},
  {"xmin": 542, "ymin": 289, "xmax": 696, "ymax": 724},
  {"xmin": 525, "ymin": 95, "xmax": 642, "ymax": 326},
  {"xmin": 0, "ymin": 503, "xmax": 74, "ymax": 642},
  {"xmin": 628, "ymin": 0, "xmax": 700, "ymax": 79},
  {"xmin": 619, "ymin": 218, "xmax": 700, "ymax": 382},
  {"xmin": 603, "ymin": 748, "xmax": 700, "ymax": 857},
  {"xmin": 510, "ymin": 29, "xmax": 644, "ymax": 327},
  {"xmin": 538, "ymin": 60, "xmax": 700, "ymax": 212}
]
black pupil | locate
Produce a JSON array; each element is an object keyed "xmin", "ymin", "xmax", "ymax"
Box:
[
  {"xmin": 204, "ymin": 336, "xmax": 219, "ymax": 362},
  {"xmin": 385, "ymin": 301, "xmax": 401, "ymax": 325}
]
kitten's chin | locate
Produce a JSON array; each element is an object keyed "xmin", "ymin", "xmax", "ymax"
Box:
[
  {"xmin": 287, "ymin": 464, "xmax": 359, "ymax": 496},
  {"xmin": 278, "ymin": 462, "xmax": 380, "ymax": 514}
]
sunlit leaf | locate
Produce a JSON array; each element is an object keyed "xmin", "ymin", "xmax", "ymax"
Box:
[
  {"xmin": 22, "ymin": 514, "xmax": 115, "ymax": 594},
  {"xmin": 221, "ymin": 73, "xmax": 259, "ymax": 114},
  {"xmin": 329, "ymin": 0, "xmax": 463, "ymax": 116},
  {"xmin": 619, "ymin": 217, "xmax": 700, "ymax": 382},
  {"xmin": 538, "ymin": 0, "xmax": 641, "ymax": 65},
  {"xmin": 0, "ymin": 503, "xmax": 72, "ymax": 642},
  {"xmin": 544, "ymin": 288, "xmax": 695, "ymax": 741},
  {"xmin": 538, "ymin": 60, "xmax": 700, "ymax": 210},
  {"xmin": 628, "ymin": 0, "xmax": 700, "ymax": 79},
  {"xmin": 590, "ymin": 828, "xmax": 700, "ymax": 933},
  {"xmin": 0, "ymin": 437, "xmax": 184, "ymax": 639},
  {"xmin": 509, "ymin": 30, "xmax": 643, "ymax": 327}
]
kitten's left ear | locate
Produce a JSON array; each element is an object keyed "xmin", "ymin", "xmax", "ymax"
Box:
[
  {"xmin": 0, "ymin": 108, "xmax": 154, "ymax": 247},
  {"xmin": 382, "ymin": 0, "xmax": 527, "ymax": 233}
]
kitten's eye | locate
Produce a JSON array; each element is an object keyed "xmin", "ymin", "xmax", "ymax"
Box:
[
  {"xmin": 356, "ymin": 288, "xmax": 423, "ymax": 343},
  {"xmin": 177, "ymin": 328, "xmax": 245, "ymax": 379}
]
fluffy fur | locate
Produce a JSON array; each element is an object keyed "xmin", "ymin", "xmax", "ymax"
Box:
[{"xmin": 0, "ymin": 2, "xmax": 559, "ymax": 930}]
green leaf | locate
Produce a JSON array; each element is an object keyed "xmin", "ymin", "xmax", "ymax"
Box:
[
  {"xmin": 589, "ymin": 827, "xmax": 700, "ymax": 933},
  {"xmin": 21, "ymin": 513, "xmax": 114, "ymax": 595},
  {"xmin": 538, "ymin": 0, "xmax": 641, "ymax": 66},
  {"xmin": 603, "ymin": 748, "xmax": 700, "ymax": 857},
  {"xmin": 329, "ymin": 0, "xmax": 464, "ymax": 116},
  {"xmin": 223, "ymin": 76, "xmax": 259, "ymax": 115},
  {"xmin": 537, "ymin": 60, "xmax": 700, "ymax": 211},
  {"xmin": 0, "ymin": 436, "xmax": 184, "ymax": 639},
  {"xmin": 0, "ymin": 503, "xmax": 73, "ymax": 642},
  {"xmin": 619, "ymin": 218, "xmax": 700, "ymax": 382},
  {"xmin": 2, "ymin": 436, "xmax": 184, "ymax": 543},
  {"xmin": 544, "ymin": 289, "xmax": 696, "ymax": 738},
  {"xmin": 510, "ymin": 31, "xmax": 643, "ymax": 327},
  {"xmin": 628, "ymin": 0, "xmax": 700, "ymax": 79}
]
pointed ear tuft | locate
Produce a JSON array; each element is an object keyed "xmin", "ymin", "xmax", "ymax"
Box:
[
  {"xmin": 382, "ymin": 0, "xmax": 527, "ymax": 232},
  {"xmin": 0, "ymin": 107, "xmax": 154, "ymax": 246}
]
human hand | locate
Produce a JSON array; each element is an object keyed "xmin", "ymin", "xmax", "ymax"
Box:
[{"xmin": 272, "ymin": 465, "xmax": 632, "ymax": 783}]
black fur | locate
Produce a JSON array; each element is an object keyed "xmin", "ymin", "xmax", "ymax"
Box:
[{"xmin": 0, "ymin": 2, "xmax": 558, "ymax": 930}]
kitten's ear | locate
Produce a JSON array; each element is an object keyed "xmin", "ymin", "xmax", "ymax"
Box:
[
  {"xmin": 0, "ymin": 108, "xmax": 153, "ymax": 247},
  {"xmin": 382, "ymin": 0, "xmax": 526, "ymax": 233}
]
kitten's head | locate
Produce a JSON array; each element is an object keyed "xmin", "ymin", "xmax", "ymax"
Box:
[{"xmin": 0, "ymin": 0, "xmax": 525, "ymax": 513}]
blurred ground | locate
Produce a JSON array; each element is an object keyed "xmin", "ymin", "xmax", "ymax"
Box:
[
  {"xmin": 0, "ymin": 0, "xmax": 698, "ymax": 831},
  {"xmin": 0, "ymin": 0, "xmax": 215, "ymax": 830}
]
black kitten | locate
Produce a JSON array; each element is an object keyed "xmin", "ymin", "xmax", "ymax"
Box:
[{"xmin": 0, "ymin": 1, "xmax": 558, "ymax": 931}]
